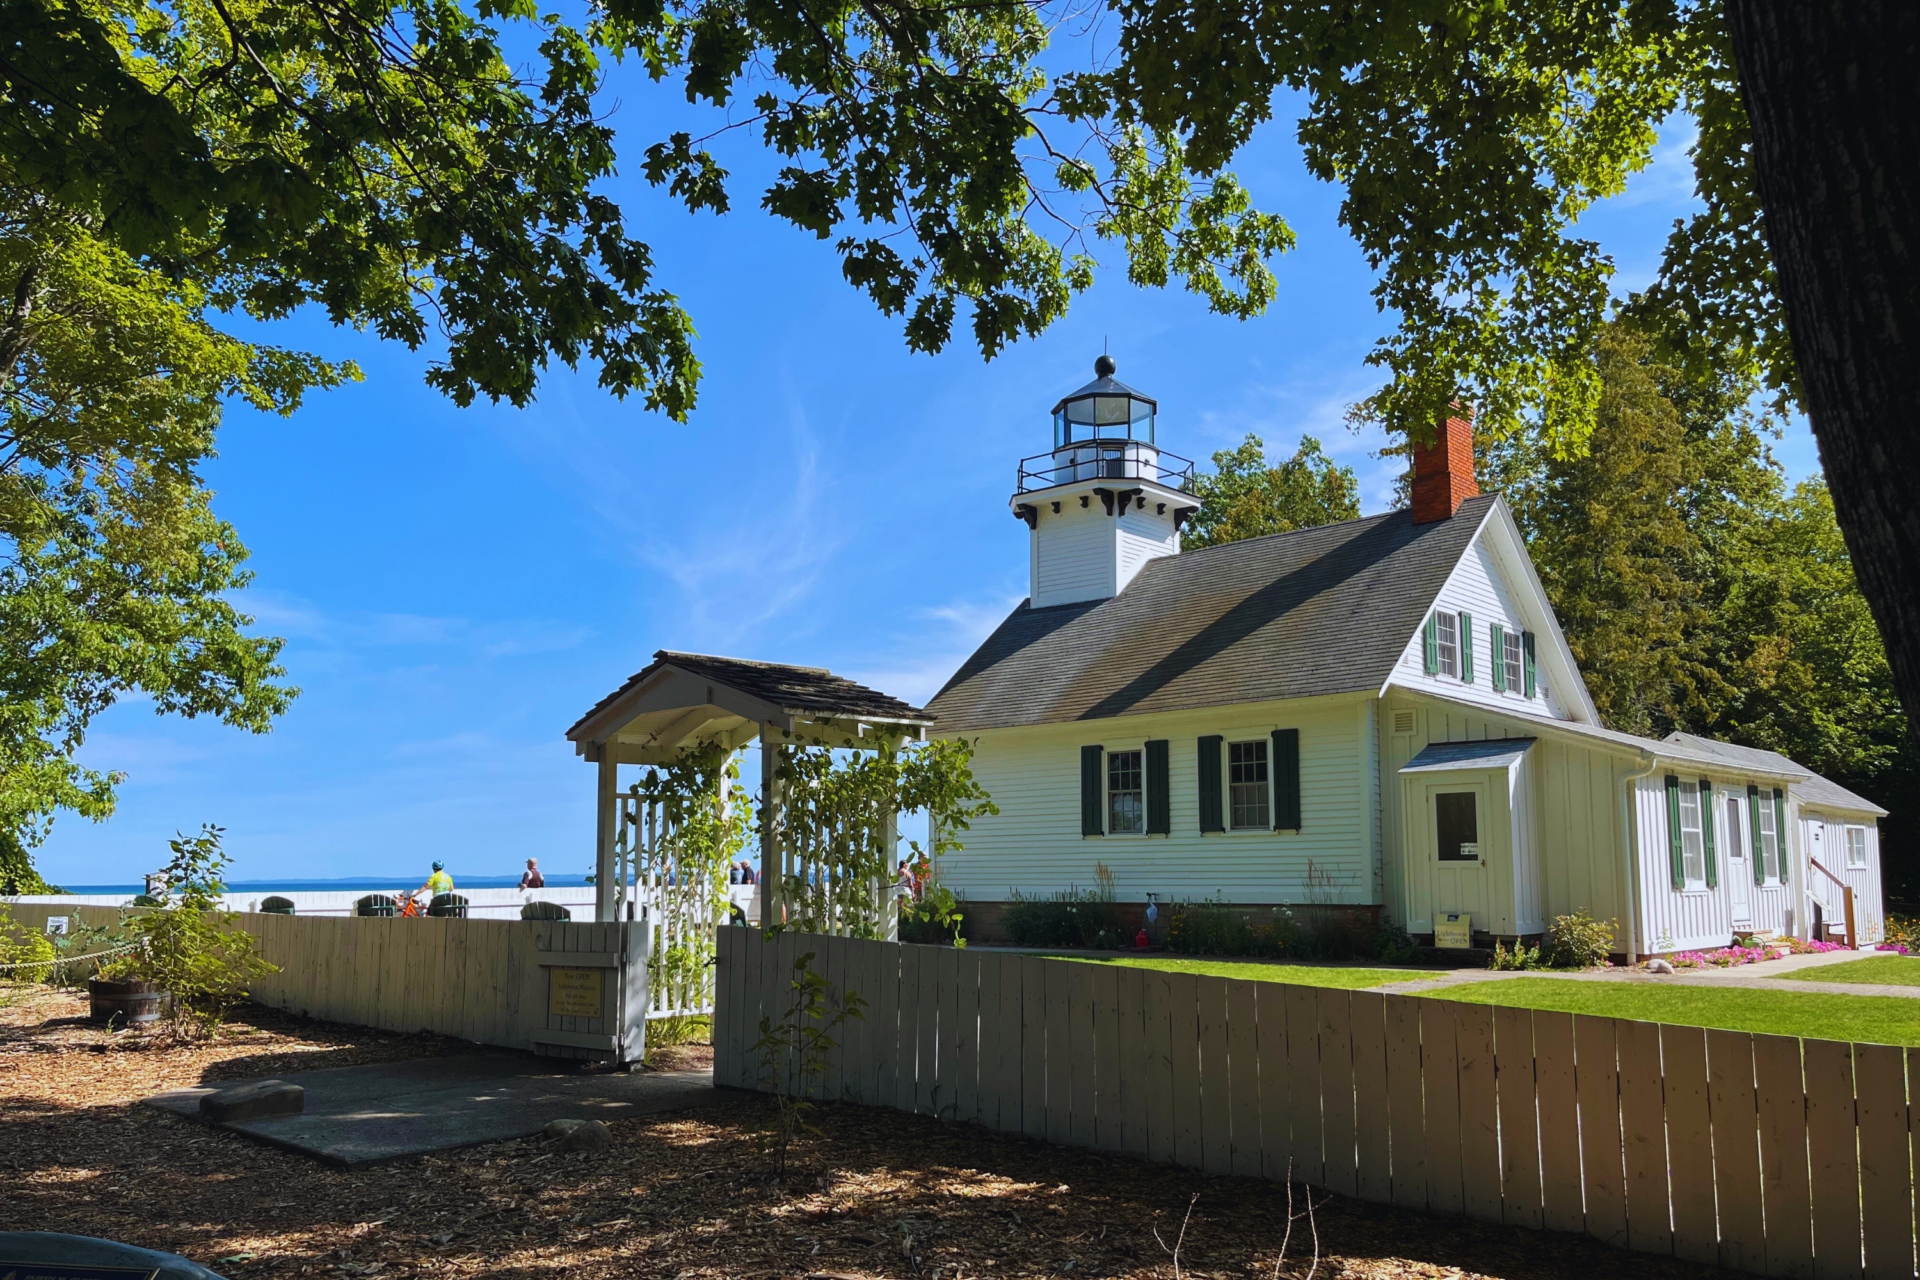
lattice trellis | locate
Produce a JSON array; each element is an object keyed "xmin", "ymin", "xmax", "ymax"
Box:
[{"xmin": 612, "ymin": 766, "xmax": 741, "ymax": 1019}]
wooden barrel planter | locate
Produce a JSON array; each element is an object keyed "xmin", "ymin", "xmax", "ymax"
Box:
[{"xmin": 88, "ymin": 977, "xmax": 167, "ymax": 1026}]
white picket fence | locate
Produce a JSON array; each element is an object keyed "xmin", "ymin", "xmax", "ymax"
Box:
[{"xmin": 715, "ymin": 929, "xmax": 1920, "ymax": 1280}]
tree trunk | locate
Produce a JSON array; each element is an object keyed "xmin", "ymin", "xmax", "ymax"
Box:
[{"xmin": 1722, "ymin": 1, "xmax": 1920, "ymax": 754}]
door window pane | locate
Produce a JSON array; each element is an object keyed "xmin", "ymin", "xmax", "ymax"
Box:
[
  {"xmin": 1436, "ymin": 792, "xmax": 1479, "ymax": 861},
  {"xmin": 1228, "ymin": 740, "xmax": 1269, "ymax": 829},
  {"xmin": 1108, "ymin": 750, "xmax": 1144, "ymax": 834},
  {"xmin": 1726, "ymin": 796, "xmax": 1744, "ymax": 859}
]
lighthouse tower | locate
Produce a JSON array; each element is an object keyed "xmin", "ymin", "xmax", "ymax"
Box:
[{"xmin": 1012, "ymin": 356, "xmax": 1200, "ymax": 609}]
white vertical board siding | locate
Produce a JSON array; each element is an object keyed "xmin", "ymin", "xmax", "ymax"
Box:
[
  {"xmin": 1509, "ymin": 753, "xmax": 1544, "ymax": 933},
  {"xmin": 1801, "ymin": 808, "xmax": 1887, "ymax": 944},
  {"xmin": 1115, "ymin": 505, "xmax": 1178, "ymax": 593},
  {"xmin": 1031, "ymin": 501, "xmax": 1116, "ymax": 608},
  {"xmin": 1390, "ymin": 536, "xmax": 1574, "ymax": 722},
  {"xmin": 1633, "ymin": 775, "xmax": 1733, "ymax": 954},
  {"xmin": 941, "ymin": 694, "xmax": 1374, "ymax": 905},
  {"xmin": 1381, "ymin": 696, "xmax": 1629, "ymax": 941}
]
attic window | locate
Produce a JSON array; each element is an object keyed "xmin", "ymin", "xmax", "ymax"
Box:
[
  {"xmin": 1436, "ymin": 612, "xmax": 1459, "ymax": 678},
  {"xmin": 1502, "ymin": 629, "xmax": 1524, "ymax": 693}
]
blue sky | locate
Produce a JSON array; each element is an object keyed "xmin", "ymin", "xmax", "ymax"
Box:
[{"xmin": 37, "ymin": 66, "xmax": 1824, "ymax": 888}]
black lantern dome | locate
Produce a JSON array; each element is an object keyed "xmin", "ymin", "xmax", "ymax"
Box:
[{"xmin": 1050, "ymin": 356, "xmax": 1156, "ymax": 449}]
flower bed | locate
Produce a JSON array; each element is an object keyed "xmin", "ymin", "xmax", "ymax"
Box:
[{"xmin": 1668, "ymin": 938, "xmax": 1850, "ymax": 969}]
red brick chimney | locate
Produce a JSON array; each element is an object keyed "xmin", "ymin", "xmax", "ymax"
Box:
[{"xmin": 1411, "ymin": 407, "xmax": 1478, "ymax": 523}]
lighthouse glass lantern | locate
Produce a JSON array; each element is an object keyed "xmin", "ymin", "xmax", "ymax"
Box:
[{"xmin": 1049, "ymin": 354, "xmax": 1158, "ymax": 484}]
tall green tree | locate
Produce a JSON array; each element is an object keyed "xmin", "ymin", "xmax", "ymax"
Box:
[
  {"xmin": 0, "ymin": 196, "xmax": 338, "ymax": 883},
  {"xmin": 1184, "ymin": 434, "xmax": 1360, "ymax": 551},
  {"xmin": 1485, "ymin": 324, "xmax": 1912, "ymax": 885}
]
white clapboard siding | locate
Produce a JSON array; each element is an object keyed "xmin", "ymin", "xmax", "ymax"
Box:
[
  {"xmin": 717, "ymin": 929, "xmax": 1920, "ymax": 1280},
  {"xmin": 942, "ymin": 694, "xmax": 1374, "ymax": 906},
  {"xmin": 1388, "ymin": 521, "xmax": 1579, "ymax": 723}
]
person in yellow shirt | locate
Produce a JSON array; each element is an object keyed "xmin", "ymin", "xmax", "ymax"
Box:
[{"xmin": 422, "ymin": 861, "xmax": 454, "ymax": 899}]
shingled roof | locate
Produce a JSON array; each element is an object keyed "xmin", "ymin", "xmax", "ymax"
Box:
[
  {"xmin": 568, "ymin": 651, "xmax": 933, "ymax": 739},
  {"xmin": 1663, "ymin": 732, "xmax": 1886, "ymax": 815},
  {"xmin": 927, "ymin": 495, "xmax": 1498, "ymax": 733}
]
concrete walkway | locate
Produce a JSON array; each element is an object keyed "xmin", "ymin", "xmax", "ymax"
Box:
[
  {"xmin": 145, "ymin": 1051, "xmax": 734, "ymax": 1167},
  {"xmin": 1373, "ymin": 946, "xmax": 1920, "ymax": 1001}
]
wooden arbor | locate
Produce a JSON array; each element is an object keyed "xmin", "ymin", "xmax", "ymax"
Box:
[{"xmin": 565, "ymin": 650, "xmax": 935, "ymax": 927}]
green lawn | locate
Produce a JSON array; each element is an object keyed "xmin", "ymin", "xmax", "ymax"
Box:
[
  {"xmin": 1034, "ymin": 952, "xmax": 1441, "ymax": 990},
  {"xmin": 1421, "ymin": 976, "xmax": 1920, "ymax": 1046},
  {"xmin": 1780, "ymin": 955, "xmax": 1920, "ymax": 987}
]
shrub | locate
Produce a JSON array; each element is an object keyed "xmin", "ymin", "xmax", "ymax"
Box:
[
  {"xmin": 0, "ymin": 906, "xmax": 57, "ymax": 974},
  {"xmin": 1489, "ymin": 940, "xmax": 1543, "ymax": 970},
  {"xmin": 1540, "ymin": 910, "xmax": 1614, "ymax": 969},
  {"xmin": 109, "ymin": 825, "xmax": 278, "ymax": 1033},
  {"xmin": 1885, "ymin": 915, "xmax": 1920, "ymax": 952},
  {"xmin": 1370, "ymin": 915, "xmax": 1421, "ymax": 965},
  {"xmin": 1001, "ymin": 891, "xmax": 1120, "ymax": 948}
]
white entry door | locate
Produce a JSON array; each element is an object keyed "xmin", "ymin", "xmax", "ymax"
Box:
[
  {"xmin": 1724, "ymin": 791, "xmax": 1752, "ymax": 927},
  {"xmin": 1427, "ymin": 781, "xmax": 1490, "ymax": 928}
]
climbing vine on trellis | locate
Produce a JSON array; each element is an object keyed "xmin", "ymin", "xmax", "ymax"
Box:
[
  {"xmin": 772, "ymin": 735, "xmax": 997, "ymax": 940},
  {"xmin": 617, "ymin": 742, "xmax": 752, "ymax": 1019}
]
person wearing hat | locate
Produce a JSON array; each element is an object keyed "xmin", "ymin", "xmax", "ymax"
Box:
[{"xmin": 422, "ymin": 861, "xmax": 454, "ymax": 899}]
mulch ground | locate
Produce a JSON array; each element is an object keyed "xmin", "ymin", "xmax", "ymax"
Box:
[{"xmin": 1, "ymin": 983, "xmax": 1750, "ymax": 1280}]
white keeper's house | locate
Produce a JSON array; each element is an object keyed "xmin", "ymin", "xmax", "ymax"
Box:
[{"xmin": 925, "ymin": 357, "xmax": 1888, "ymax": 958}]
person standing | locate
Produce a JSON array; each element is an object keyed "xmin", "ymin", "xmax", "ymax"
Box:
[
  {"xmin": 422, "ymin": 861, "xmax": 454, "ymax": 899},
  {"xmin": 519, "ymin": 858, "xmax": 545, "ymax": 889}
]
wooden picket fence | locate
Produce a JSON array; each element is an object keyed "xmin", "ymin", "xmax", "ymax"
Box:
[{"xmin": 714, "ymin": 928, "xmax": 1919, "ymax": 1280}]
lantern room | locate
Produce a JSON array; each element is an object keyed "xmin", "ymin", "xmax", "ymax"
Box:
[{"xmin": 1012, "ymin": 355, "xmax": 1200, "ymax": 609}]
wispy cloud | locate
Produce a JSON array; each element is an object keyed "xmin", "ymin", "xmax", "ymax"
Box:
[{"xmin": 846, "ymin": 590, "xmax": 1024, "ymax": 706}]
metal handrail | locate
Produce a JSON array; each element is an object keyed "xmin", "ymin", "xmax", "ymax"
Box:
[
  {"xmin": 1807, "ymin": 856, "xmax": 1858, "ymax": 950},
  {"xmin": 1016, "ymin": 446, "xmax": 1198, "ymax": 495}
]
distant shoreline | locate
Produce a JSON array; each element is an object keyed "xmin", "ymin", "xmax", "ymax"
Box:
[{"xmin": 50, "ymin": 873, "xmax": 593, "ymax": 895}]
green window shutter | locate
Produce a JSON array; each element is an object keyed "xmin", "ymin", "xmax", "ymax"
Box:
[
  {"xmin": 1774, "ymin": 788, "xmax": 1789, "ymax": 884},
  {"xmin": 1423, "ymin": 614, "xmax": 1439, "ymax": 675},
  {"xmin": 1523, "ymin": 631, "xmax": 1537, "ymax": 698},
  {"xmin": 1664, "ymin": 774, "xmax": 1686, "ymax": 890},
  {"xmin": 1146, "ymin": 740, "xmax": 1171, "ymax": 835},
  {"xmin": 1198, "ymin": 736, "xmax": 1224, "ymax": 833},
  {"xmin": 1460, "ymin": 613, "xmax": 1474, "ymax": 683},
  {"xmin": 1080, "ymin": 745, "xmax": 1104, "ymax": 837},
  {"xmin": 1748, "ymin": 784, "xmax": 1765, "ymax": 885},
  {"xmin": 1490, "ymin": 623, "xmax": 1506, "ymax": 693},
  {"xmin": 1700, "ymin": 779, "xmax": 1717, "ymax": 888},
  {"xmin": 1272, "ymin": 728, "xmax": 1302, "ymax": 830}
]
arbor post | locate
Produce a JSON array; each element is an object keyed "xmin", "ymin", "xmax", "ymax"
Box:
[
  {"xmin": 595, "ymin": 744, "xmax": 620, "ymax": 922},
  {"xmin": 760, "ymin": 731, "xmax": 786, "ymax": 928}
]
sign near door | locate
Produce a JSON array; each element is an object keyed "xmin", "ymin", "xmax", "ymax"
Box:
[{"xmin": 1435, "ymin": 912, "xmax": 1474, "ymax": 949}]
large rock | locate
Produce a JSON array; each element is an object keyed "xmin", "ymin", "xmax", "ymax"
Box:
[
  {"xmin": 0, "ymin": 1231, "xmax": 227, "ymax": 1278},
  {"xmin": 200, "ymin": 1078, "xmax": 305, "ymax": 1123}
]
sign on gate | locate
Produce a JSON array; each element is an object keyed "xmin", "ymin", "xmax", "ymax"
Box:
[{"xmin": 549, "ymin": 967, "xmax": 604, "ymax": 1019}]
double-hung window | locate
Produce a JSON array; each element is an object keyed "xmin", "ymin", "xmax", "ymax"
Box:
[
  {"xmin": 1758, "ymin": 796, "xmax": 1781, "ymax": 883},
  {"xmin": 1678, "ymin": 782, "xmax": 1707, "ymax": 887},
  {"xmin": 1108, "ymin": 750, "xmax": 1145, "ymax": 834},
  {"xmin": 1846, "ymin": 825, "xmax": 1868, "ymax": 868},
  {"xmin": 1503, "ymin": 629, "xmax": 1524, "ymax": 694},
  {"xmin": 1436, "ymin": 613, "xmax": 1460, "ymax": 678},
  {"xmin": 1228, "ymin": 740, "xmax": 1270, "ymax": 829}
]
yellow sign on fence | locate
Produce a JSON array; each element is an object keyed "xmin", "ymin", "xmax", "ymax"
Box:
[{"xmin": 549, "ymin": 967, "xmax": 604, "ymax": 1019}]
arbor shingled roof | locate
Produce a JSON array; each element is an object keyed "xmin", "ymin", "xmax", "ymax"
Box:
[
  {"xmin": 927, "ymin": 495, "xmax": 1497, "ymax": 732},
  {"xmin": 568, "ymin": 651, "xmax": 933, "ymax": 739}
]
